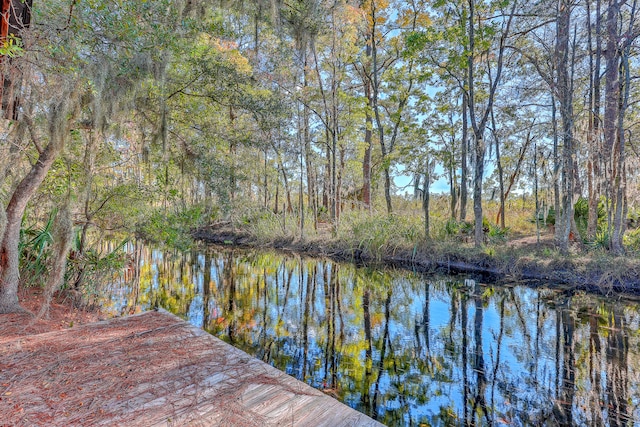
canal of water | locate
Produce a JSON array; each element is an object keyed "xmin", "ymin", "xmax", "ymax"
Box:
[{"xmin": 101, "ymin": 242, "xmax": 640, "ymax": 426}]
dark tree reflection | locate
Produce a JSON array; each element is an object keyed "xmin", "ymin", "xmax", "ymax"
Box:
[
  {"xmin": 471, "ymin": 283, "xmax": 490, "ymax": 426},
  {"xmin": 559, "ymin": 299, "xmax": 576, "ymax": 425},
  {"xmin": 202, "ymin": 250, "xmax": 212, "ymax": 329}
]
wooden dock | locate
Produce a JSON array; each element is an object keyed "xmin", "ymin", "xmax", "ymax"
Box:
[{"xmin": 1, "ymin": 310, "xmax": 383, "ymax": 426}]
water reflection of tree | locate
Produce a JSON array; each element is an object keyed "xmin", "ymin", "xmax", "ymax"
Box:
[
  {"xmin": 114, "ymin": 244, "xmax": 640, "ymax": 426},
  {"xmin": 372, "ymin": 289, "xmax": 392, "ymax": 421},
  {"xmin": 323, "ymin": 263, "xmax": 344, "ymax": 392},
  {"xmin": 414, "ymin": 281, "xmax": 430, "ymax": 360},
  {"xmin": 361, "ymin": 280, "xmax": 373, "ymax": 414},
  {"xmin": 123, "ymin": 239, "xmax": 142, "ymax": 314},
  {"xmin": 202, "ymin": 250, "xmax": 212, "ymax": 329},
  {"xmin": 258, "ymin": 263, "xmax": 269, "ymax": 359},
  {"xmin": 144, "ymin": 248, "xmax": 197, "ymax": 315},
  {"xmin": 223, "ymin": 251, "xmax": 237, "ymax": 342},
  {"xmin": 588, "ymin": 307, "xmax": 603, "ymax": 426},
  {"xmin": 301, "ymin": 263, "xmax": 317, "ymax": 380},
  {"xmin": 549, "ymin": 297, "xmax": 576, "ymax": 425},
  {"xmin": 606, "ymin": 306, "xmax": 630, "ymax": 426},
  {"xmin": 489, "ymin": 293, "xmax": 506, "ymax": 424},
  {"xmin": 471, "ymin": 283, "xmax": 490, "ymax": 425}
]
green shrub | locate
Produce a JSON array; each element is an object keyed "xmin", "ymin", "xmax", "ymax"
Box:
[
  {"xmin": 444, "ymin": 218, "xmax": 459, "ymax": 236},
  {"xmin": 438, "ymin": 218, "xmax": 472, "ymax": 241},
  {"xmin": 459, "ymin": 221, "xmax": 474, "ymax": 236},
  {"xmin": 590, "ymin": 229, "xmax": 611, "ymax": 250},
  {"xmin": 439, "ymin": 218, "xmax": 502, "ymax": 243},
  {"xmin": 19, "ymin": 210, "xmax": 56, "ymax": 287},
  {"xmin": 137, "ymin": 205, "xmax": 214, "ymax": 250},
  {"xmin": 486, "ymin": 224, "xmax": 510, "ymax": 244}
]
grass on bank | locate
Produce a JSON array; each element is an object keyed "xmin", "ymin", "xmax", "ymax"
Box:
[
  {"xmin": 222, "ymin": 197, "xmax": 640, "ymax": 291},
  {"xmin": 236, "ymin": 197, "xmax": 534, "ymax": 256}
]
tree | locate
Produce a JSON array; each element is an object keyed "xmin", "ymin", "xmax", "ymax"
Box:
[
  {"xmin": 360, "ymin": 0, "xmax": 427, "ymax": 214},
  {"xmin": 604, "ymin": 0, "xmax": 639, "ymax": 253},
  {"xmin": 0, "ymin": 93, "xmax": 78, "ymax": 313},
  {"xmin": 553, "ymin": 0, "xmax": 577, "ymax": 252},
  {"xmin": 466, "ymin": 0, "xmax": 517, "ymax": 246},
  {"xmin": 0, "ymin": 0, "xmax": 203, "ymax": 313}
]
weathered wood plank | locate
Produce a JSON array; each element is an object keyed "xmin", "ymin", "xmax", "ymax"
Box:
[{"xmin": 0, "ymin": 310, "xmax": 384, "ymax": 426}]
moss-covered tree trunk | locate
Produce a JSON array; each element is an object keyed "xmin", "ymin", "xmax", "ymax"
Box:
[
  {"xmin": 554, "ymin": 0, "xmax": 575, "ymax": 252},
  {"xmin": 0, "ymin": 118, "xmax": 66, "ymax": 313}
]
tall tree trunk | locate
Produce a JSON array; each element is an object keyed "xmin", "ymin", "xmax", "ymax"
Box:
[
  {"xmin": 611, "ymin": 64, "xmax": 626, "ymax": 254},
  {"xmin": 603, "ymin": 0, "xmax": 622, "ymax": 252},
  {"xmin": 336, "ymin": 144, "xmax": 345, "ymax": 222},
  {"xmin": 263, "ymin": 148, "xmax": 268, "ymax": 209},
  {"xmin": 362, "ymin": 116, "xmax": 372, "ymax": 211},
  {"xmin": 460, "ymin": 92, "xmax": 468, "ymax": 222},
  {"xmin": 467, "ymin": 0, "xmax": 484, "ymax": 246},
  {"xmin": 555, "ymin": 0, "xmax": 575, "ymax": 252},
  {"xmin": 449, "ymin": 152, "xmax": 457, "ymax": 220},
  {"xmin": 274, "ymin": 178, "xmax": 279, "ymax": 214},
  {"xmin": 331, "ymin": 89, "xmax": 338, "ymax": 224},
  {"xmin": 367, "ymin": 0, "xmax": 417, "ymax": 215},
  {"xmin": 423, "ymin": 159, "xmax": 431, "ymax": 240},
  {"xmin": 281, "ymin": 164, "xmax": 293, "ymax": 214},
  {"xmin": 466, "ymin": 0, "xmax": 516, "ymax": 247},
  {"xmin": 329, "ymin": 8, "xmax": 339, "ymax": 227},
  {"xmin": 551, "ymin": 93, "xmax": 561, "ymax": 241},
  {"xmin": 302, "ymin": 54, "xmax": 318, "ymax": 229},
  {"xmin": 586, "ymin": 0, "xmax": 602, "ymax": 239},
  {"xmin": 362, "ymin": 36, "xmax": 373, "ymax": 211},
  {"xmin": 321, "ymin": 138, "xmax": 330, "ymax": 211},
  {"xmin": 382, "ymin": 165, "xmax": 392, "ymax": 214},
  {"xmin": 368, "ymin": 0, "xmax": 392, "ymax": 214},
  {"xmin": 472, "ymin": 136, "xmax": 485, "ymax": 246},
  {"xmin": 0, "ymin": 100, "xmax": 72, "ymax": 313},
  {"xmin": 610, "ymin": 0, "xmax": 636, "ymax": 253},
  {"xmin": 311, "ymin": 40, "xmax": 332, "ymax": 215},
  {"xmin": 491, "ymin": 107, "xmax": 506, "ymax": 229},
  {"xmin": 534, "ymin": 139, "xmax": 540, "ymax": 244},
  {"xmin": 298, "ymin": 104, "xmax": 305, "ymax": 238},
  {"xmin": 228, "ymin": 110, "xmax": 237, "ymax": 210}
]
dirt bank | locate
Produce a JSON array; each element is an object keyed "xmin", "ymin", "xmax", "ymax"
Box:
[{"xmin": 192, "ymin": 223, "xmax": 640, "ymax": 298}]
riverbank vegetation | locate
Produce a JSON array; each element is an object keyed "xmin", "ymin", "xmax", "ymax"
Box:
[{"xmin": 2, "ymin": 0, "xmax": 640, "ymax": 313}]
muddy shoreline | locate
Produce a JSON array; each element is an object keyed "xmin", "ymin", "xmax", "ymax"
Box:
[{"xmin": 192, "ymin": 224, "xmax": 640, "ymax": 299}]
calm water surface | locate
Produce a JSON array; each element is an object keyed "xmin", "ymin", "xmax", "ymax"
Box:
[{"xmin": 102, "ymin": 242, "xmax": 640, "ymax": 426}]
